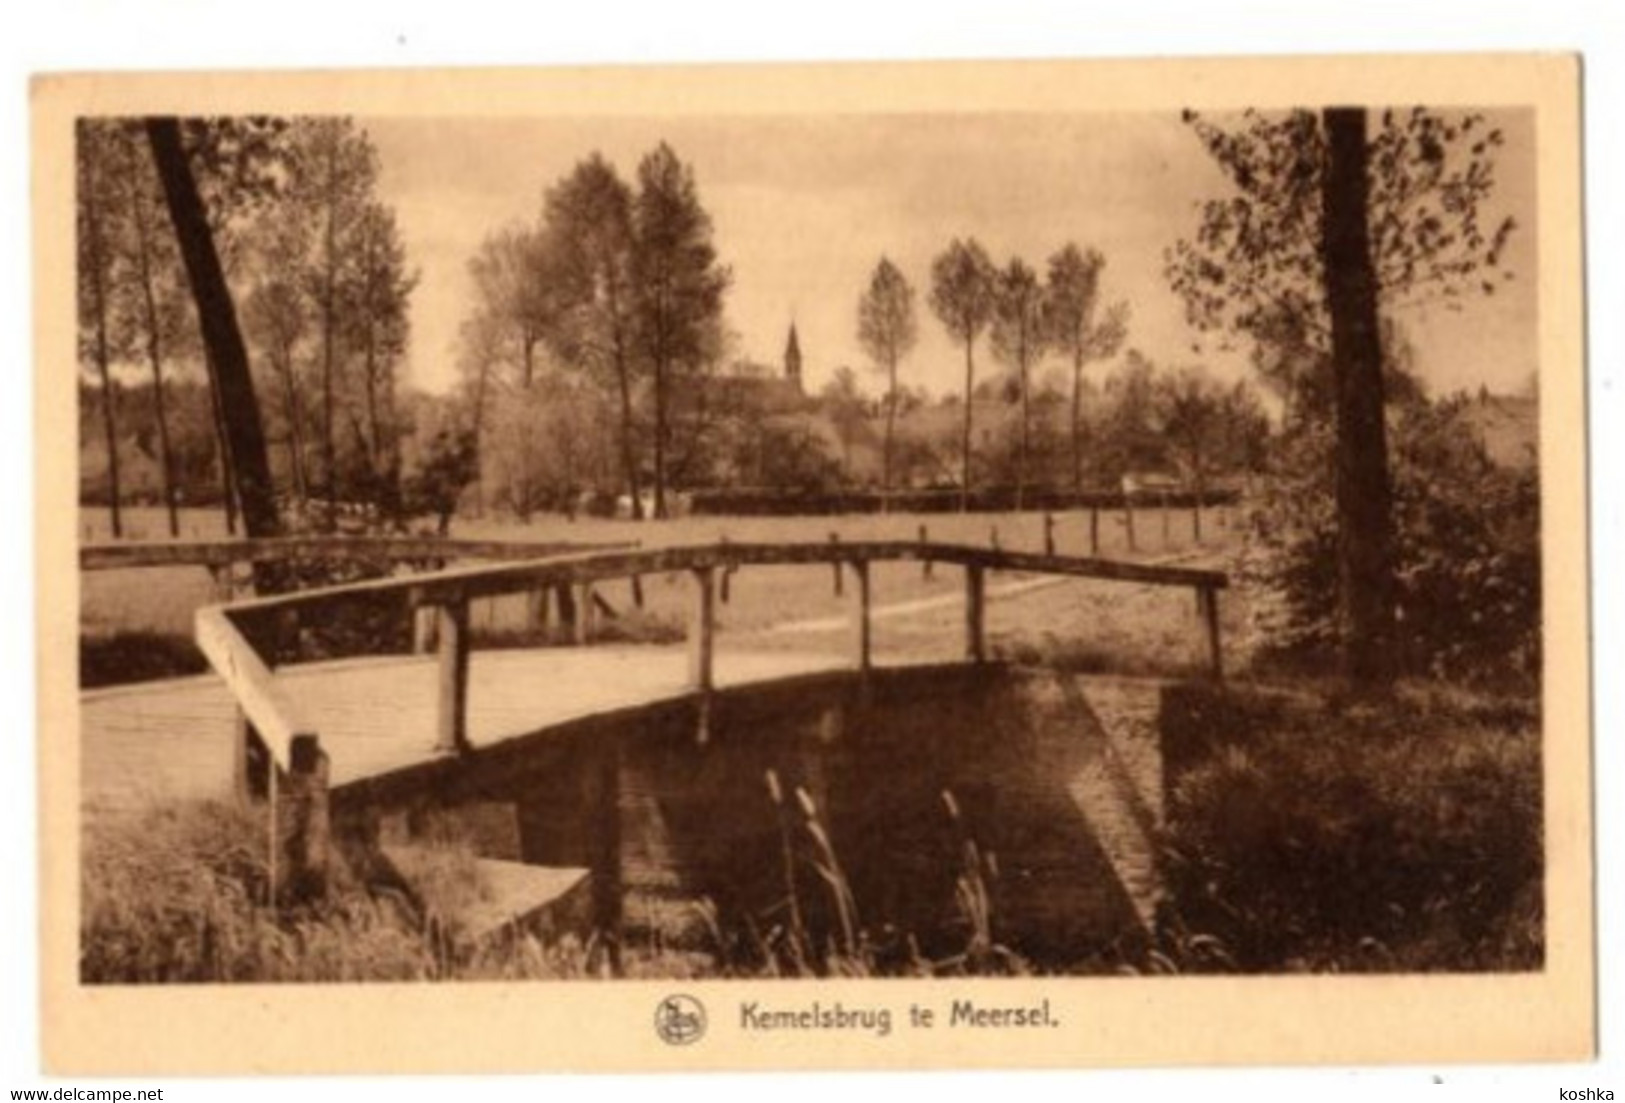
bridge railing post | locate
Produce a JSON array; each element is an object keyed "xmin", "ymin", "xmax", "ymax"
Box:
[
  {"xmin": 851, "ymin": 559, "xmax": 872, "ymax": 674},
  {"xmin": 435, "ymin": 598, "xmax": 471, "ymax": 754},
  {"xmin": 276, "ymin": 732, "xmax": 330, "ymax": 903},
  {"xmin": 918, "ymin": 523, "xmax": 933, "ymax": 580},
  {"xmin": 1197, "ymin": 584, "xmax": 1223, "ymax": 680},
  {"xmin": 965, "ymin": 562, "xmax": 986, "ymax": 663}
]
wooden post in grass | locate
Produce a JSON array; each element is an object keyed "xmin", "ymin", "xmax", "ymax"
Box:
[
  {"xmin": 688, "ymin": 567, "xmax": 716, "ymax": 743},
  {"xmin": 851, "ymin": 559, "xmax": 872, "ymax": 674},
  {"xmin": 965, "ymin": 563, "xmax": 986, "ymax": 663},
  {"xmin": 919, "ymin": 523, "xmax": 933, "ymax": 580},
  {"xmin": 277, "ymin": 733, "xmax": 330, "ymax": 903},
  {"xmin": 435, "ymin": 599, "xmax": 471, "ymax": 755},
  {"xmin": 829, "ymin": 532, "xmax": 843, "ymax": 596},
  {"xmin": 1197, "ymin": 585, "xmax": 1223, "ymax": 680}
]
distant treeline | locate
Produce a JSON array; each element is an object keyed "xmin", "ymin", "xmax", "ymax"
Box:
[{"xmin": 686, "ymin": 485, "xmax": 1242, "ymax": 517}]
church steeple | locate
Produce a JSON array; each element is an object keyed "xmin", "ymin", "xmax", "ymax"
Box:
[{"xmin": 784, "ymin": 323, "xmax": 803, "ymax": 391}]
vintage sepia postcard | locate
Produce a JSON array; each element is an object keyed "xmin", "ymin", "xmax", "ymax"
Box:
[{"xmin": 32, "ymin": 53, "xmax": 1590, "ymax": 1074}]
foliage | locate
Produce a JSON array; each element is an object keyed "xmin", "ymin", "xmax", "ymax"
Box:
[
  {"xmin": 633, "ymin": 143, "xmax": 732, "ymax": 516},
  {"xmin": 403, "ymin": 427, "xmax": 480, "ymax": 535},
  {"xmin": 858, "ymin": 256, "xmax": 919, "ymax": 503},
  {"xmin": 1160, "ymin": 682, "xmax": 1542, "ymax": 972},
  {"xmin": 1165, "ymin": 107, "xmax": 1516, "ymax": 366},
  {"xmin": 80, "ymin": 631, "xmax": 208, "ymax": 688},
  {"xmin": 1240, "ymin": 394, "xmax": 1540, "ymax": 684},
  {"xmin": 1044, "ymin": 243, "xmax": 1129, "ymax": 490}
]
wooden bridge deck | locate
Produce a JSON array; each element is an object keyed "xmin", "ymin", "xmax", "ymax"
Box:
[{"xmin": 80, "ymin": 644, "xmax": 854, "ymax": 813}]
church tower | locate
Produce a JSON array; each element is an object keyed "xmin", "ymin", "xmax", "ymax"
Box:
[{"xmin": 784, "ymin": 323, "xmax": 803, "ymax": 392}]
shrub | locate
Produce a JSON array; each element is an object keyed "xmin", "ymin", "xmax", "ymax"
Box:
[
  {"xmin": 1240, "ymin": 395, "xmax": 1540, "ymax": 685},
  {"xmin": 1160, "ymin": 684, "xmax": 1543, "ymax": 972},
  {"xmin": 80, "ymin": 631, "xmax": 208, "ymax": 688}
]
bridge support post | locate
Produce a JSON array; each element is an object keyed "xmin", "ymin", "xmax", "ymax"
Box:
[
  {"xmin": 576, "ymin": 582, "xmax": 596, "ymax": 645},
  {"xmin": 277, "ymin": 733, "xmax": 330, "ymax": 903},
  {"xmin": 688, "ymin": 567, "xmax": 716, "ymax": 743},
  {"xmin": 1197, "ymin": 585, "xmax": 1223, "ymax": 680},
  {"xmin": 412, "ymin": 604, "xmax": 438, "ymax": 653},
  {"xmin": 965, "ymin": 563, "xmax": 986, "ymax": 663},
  {"xmin": 435, "ymin": 599, "xmax": 471, "ymax": 754},
  {"xmin": 851, "ymin": 560, "xmax": 872, "ymax": 674}
]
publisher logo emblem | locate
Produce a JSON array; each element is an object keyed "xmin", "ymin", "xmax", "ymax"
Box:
[{"xmin": 654, "ymin": 994, "xmax": 707, "ymax": 1046}]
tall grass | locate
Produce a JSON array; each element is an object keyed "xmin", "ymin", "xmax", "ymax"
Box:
[{"xmin": 82, "ymin": 779, "xmax": 1032, "ymax": 983}]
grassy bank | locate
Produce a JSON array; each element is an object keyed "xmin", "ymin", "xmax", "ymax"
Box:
[{"xmin": 1156, "ymin": 681, "xmax": 1542, "ymax": 973}]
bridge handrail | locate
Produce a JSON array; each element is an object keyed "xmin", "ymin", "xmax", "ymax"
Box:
[
  {"xmin": 215, "ymin": 540, "xmax": 1227, "ymax": 622},
  {"xmin": 80, "ymin": 534, "xmax": 634, "ymax": 572}
]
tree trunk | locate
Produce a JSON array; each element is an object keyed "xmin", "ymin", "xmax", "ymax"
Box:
[
  {"xmin": 882, "ymin": 360, "xmax": 897, "ymax": 514},
  {"xmin": 319, "ymin": 143, "xmax": 339, "ymax": 529},
  {"xmin": 203, "ymin": 348, "xmax": 240, "ymax": 534},
  {"xmin": 613, "ymin": 353, "xmax": 645, "ymax": 521},
  {"xmin": 1017, "ymin": 342, "xmax": 1031, "ymax": 513},
  {"xmin": 1320, "ymin": 106, "xmax": 1397, "ymax": 688},
  {"xmin": 145, "ymin": 118, "xmax": 280, "ymax": 542},
  {"xmin": 959, "ymin": 335, "xmax": 975, "ymax": 513},
  {"xmin": 81, "ymin": 142, "xmax": 123, "ymax": 538},
  {"xmin": 276, "ymin": 345, "xmax": 309, "ymax": 501},
  {"xmin": 1071, "ymin": 353, "xmax": 1085, "ymax": 496},
  {"xmin": 123, "ymin": 145, "xmax": 181, "ymax": 537},
  {"xmin": 469, "ymin": 358, "xmax": 490, "ymax": 517},
  {"xmin": 653, "ymin": 358, "xmax": 668, "ymax": 519}
]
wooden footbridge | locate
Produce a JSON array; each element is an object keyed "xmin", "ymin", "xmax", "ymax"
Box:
[{"xmin": 81, "ymin": 531, "xmax": 1228, "ymax": 952}]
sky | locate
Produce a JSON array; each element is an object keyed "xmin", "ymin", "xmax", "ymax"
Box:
[{"xmin": 365, "ymin": 109, "xmax": 1537, "ymax": 403}]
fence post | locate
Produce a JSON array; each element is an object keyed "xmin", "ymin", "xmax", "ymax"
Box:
[
  {"xmin": 435, "ymin": 599, "xmax": 471, "ymax": 754},
  {"xmin": 1124, "ymin": 496, "xmax": 1136, "ymax": 552},
  {"xmin": 851, "ymin": 559, "xmax": 872, "ymax": 674},
  {"xmin": 1193, "ymin": 493, "xmax": 1204, "ymax": 545},
  {"xmin": 1161, "ymin": 490, "xmax": 1172, "ymax": 547},
  {"xmin": 1089, "ymin": 505, "xmax": 1100, "ymax": 556},
  {"xmin": 719, "ymin": 536, "xmax": 732, "ymax": 604},
  {"xmin": 919, "ymin": 523, "xmax": 933, "ymax": 580},
  {"xmin": 1044, "ymin": 511, "xmax": 1056, "ymax": 556},
  {"xmin": 1198, "ymin": 585, "xmax": 1223, "ymax": 680},
  {"xmin": 965, "ymin": 563, "xmax": 986, "ymax": 663},
  {"xmin": 829, "ymin": 532, "xmax": 843, "ymax": 597},
  {"xmin": 277, "ymin": 733, "xmax": 330, "ymax": 903}
]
